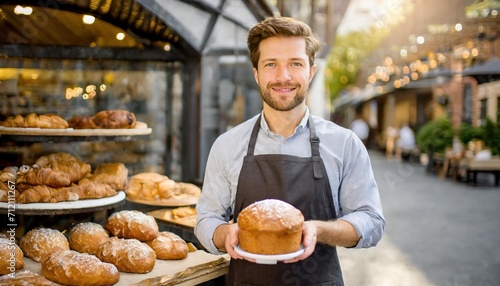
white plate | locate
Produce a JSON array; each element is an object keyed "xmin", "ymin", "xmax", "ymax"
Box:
[{"xmin": 234, "ymin": 245, "xmax": 304, "ymax": 265}]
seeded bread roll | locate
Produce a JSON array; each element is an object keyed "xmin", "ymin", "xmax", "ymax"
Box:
[
  {"xmin": 19, "ymin": 228, "xmax": 69, "ymax": 262},
  {"xmin": 68, "ymin": 222, "xmax": 110, "ymax": 255},
  {"xmin": 41, "ymin": 250, "xmax": 119, "ymax": 285},
  {"xmin": 238, "ymin": 199, "xmax": 304, "ymax": 255},
  {"xmin": 105, "ymin": 210, "xmax": 159, "ymax": 241},
  {"xmin": 95, "ymin": 237, "xmax": 156, "ymax": 273}
]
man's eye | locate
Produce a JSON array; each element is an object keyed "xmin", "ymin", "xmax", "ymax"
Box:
[
  {"xmin": 292, "ymin": 62, "xmax": 302, "ymax": 67},
  {"xmin": 265, "ymin": 63, "xmax": 275, "ymax": 67}
]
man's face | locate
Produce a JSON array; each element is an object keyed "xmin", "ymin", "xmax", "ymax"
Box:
[{"xmin": 253, "ymin": 37, "xmax": 316, "ymax": 112}]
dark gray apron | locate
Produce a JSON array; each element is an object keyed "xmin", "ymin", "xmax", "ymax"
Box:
[{"xmin": 227, "ymin": 115, "xmax": 344, "ymax": 286}]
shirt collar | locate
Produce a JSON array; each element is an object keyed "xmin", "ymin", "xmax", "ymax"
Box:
[{"xmin": 260, "ymin": 107, "xmax": 310, "ymax": 137}]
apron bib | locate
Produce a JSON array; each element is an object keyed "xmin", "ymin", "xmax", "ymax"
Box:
[{"xmin": 227, "ymin": 115, "xmax": 344, "ymax": 286}]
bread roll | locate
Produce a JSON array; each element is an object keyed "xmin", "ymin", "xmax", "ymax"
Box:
[
  {"xmin": 125, "ymin": 172, "xmax": 175, "ymax": 201},
  {"xmin": 238, "ymin": 199, "xmax": 304, "ymax": 255},
  {"xmin": 67, "ymin": 115, "xmax": 97, "ymax": 129},
  {"xmin": 92, "ymin": 110, "xmax": 137, "ymax": 129},
  {"xmin": 0, "ymin": 237, "xmax": 24, "ymax": 275},
  {"xmin": 95, "ymin": 237, "xmax": 156, "ymax": 273},
  {"xmin": 68, "ymin": 222, "xmax": 110, "ymax": 255},
  {"xmin": 19, "ymin": 228, "xmax": 69, "ymax": 262},
  {"xmin": 146, "ymin": 231, "xmax": 189, "ymax": 260},
  {"xmin": 41, "ymin": 249, "xmax": 120, "ymax": 285},
  {"xmin": 105, "ymin": 210, "xmax": 159, "ymax": 241},
  {"xmin": 0, "ymin": 269, "xmax": 59, "ymax": 285}
]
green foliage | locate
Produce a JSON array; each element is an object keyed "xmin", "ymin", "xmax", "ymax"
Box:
[
  {"xmin": 458, "ymin": 122, "xmax": 485, "ymax": 145},
  {"xmin": 416, "ymin": 118, "xmax": 454, "ymax": 153},
  {"xmin": 481, "ymin": 118, "xmax": 500, "ymax": 156}
]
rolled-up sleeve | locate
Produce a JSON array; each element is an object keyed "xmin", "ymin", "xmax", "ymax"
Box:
[
  {"xmin": 337, "ymin": 134, "xmax": 385, "ymax": 248},
  {"xmin": 195, "ymin": 137, "xmax": 233, "ymax": 255}
]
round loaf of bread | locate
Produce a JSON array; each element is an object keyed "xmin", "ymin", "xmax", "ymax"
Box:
[
  {"xmin": 95, "ymin": 237, "xmax": 156, "ymax": 273},
  {"xmin": 0, "ymin": 237, "xmax": 24, "ymax": 275},
  {"xmin": 146, "ymin": 231, "xmax": 189, "ymax": 260},
  {"xmin": 19, "ymin": 228, "xmax": 69, "ymax": 262},
  {"xmin": 68, "ymin": 222, "xmax": 109, "ymax": 255},
  {"xmin": 238, "ymin": 199, "xmax": 304, "ymax": 255},
  {"xmin": 41, "ymin": 250, "xmax": 119, "ymax": 285},
  {"xmin": 105, "ymin": 210, "xmax": 159, "ymax": 241}
]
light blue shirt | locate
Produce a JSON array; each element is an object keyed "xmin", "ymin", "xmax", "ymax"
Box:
[{"xmin": 195, "ymin": 109, "xmax": 385, "ymax": 254}]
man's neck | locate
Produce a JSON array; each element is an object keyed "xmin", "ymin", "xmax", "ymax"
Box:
[{"xmin": 262, "ymin": 104, "xmax": 307, "ymax": 138}]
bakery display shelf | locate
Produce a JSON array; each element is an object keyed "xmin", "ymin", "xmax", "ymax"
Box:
[
  {"xmin": 126, "ymin": 196, "xmax": 199, "ymax": 207},
  {"xmin": 0, "ymin": 123, "xmax": 152, "ymax": 142},
  {"xmin": 0, "ymin": 191, "xmax": 126, "ymax": 215},
  {"xmin": 22, "ymin": 250, "xmax": 230, "ymax": 286}
]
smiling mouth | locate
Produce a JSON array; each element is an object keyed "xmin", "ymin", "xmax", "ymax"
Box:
[{"xmin": 272, "ymin": 87, "xmax": 296, "ymax": 92}]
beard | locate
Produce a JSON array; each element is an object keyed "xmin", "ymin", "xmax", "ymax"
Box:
[{"xmin": 259, "ymin": 81, "xmax": 307, "ymax": 111}]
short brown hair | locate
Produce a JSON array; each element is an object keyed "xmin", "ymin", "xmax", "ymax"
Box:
[{"xmin": 247, "ymin": 16, "xmax": 322, "ymax": 69}]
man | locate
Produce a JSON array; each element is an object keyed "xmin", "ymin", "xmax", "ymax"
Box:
[{"xmin": 195, "ymin": 16, "xmax": 385, "ymax": 285}]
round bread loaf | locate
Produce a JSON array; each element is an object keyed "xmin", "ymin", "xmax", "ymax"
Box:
[
  {"xmin": 68, "ymin": 222, "xmax": 110, "ymax": 255},
  {"xmin": 0, "ymin": 237, "xmax": 24, "ymax": 275},
  {"xmin": 238, "ymin": 199, "xmax": 304, "ymax": 255},
  {"xmin": 105, "ymin": 210, "xmax": 159, "ymax": 241},
  {"xmin": 95, "ymin": 237, "xmax": 156, "ymax": 273},
  {"xmin": 146, "ymin": 231, "xmax": 189, "ymax": 260},
  {"xmin": 19, "ymin": 228, "xmax": 69, "ymax": 262}
]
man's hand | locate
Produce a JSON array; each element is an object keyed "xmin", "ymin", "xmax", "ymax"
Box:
[{"xmin": 283, "ymin": 221, "xmax": 317, "ymax": 263}]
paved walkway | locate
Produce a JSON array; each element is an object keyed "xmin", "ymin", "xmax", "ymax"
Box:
[{"xmin": 338, "ymin": 151, "xmax": 500, "ymax": 286}]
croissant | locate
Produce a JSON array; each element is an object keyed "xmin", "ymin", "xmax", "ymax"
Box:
[
  {"xmin": 35, "ymin": 152, "xmax": 91, "ymax": 183},
  {"xmin": 16, "ymin": 165, "xmax": 72, "ymax": 187},
  {"xmin": 79, "ymin": 162, "xmax": 128, "ymax": 191},
  {"xmin": 17, "ymin": 182, "xmax": 116, "ymax": 203},
  {"xmin": 0, "ymin": 166, "xmax": 18, "ymax": 202},
  {"xmin": 2, "ymin": 113, "xmax": 69, "ymax": 129}
]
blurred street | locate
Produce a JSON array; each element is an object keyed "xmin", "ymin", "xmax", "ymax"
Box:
[{"xmin": 338, "ymin": 151, "xmax": 500, "ymax": 286}]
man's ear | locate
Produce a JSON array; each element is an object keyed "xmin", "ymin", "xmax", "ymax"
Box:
[
  {"xmin": 309, "ymin": 64, "xmax": 317, "ymax": 82},
  {"xmin": 253, "ymin": 67, "xmax": 259, "ymax": 85}
]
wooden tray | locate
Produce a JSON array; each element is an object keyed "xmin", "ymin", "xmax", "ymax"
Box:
[
  {"xmin": 126, "ymin": 195, "xmax": 199, "ymax": 207},
  {"xmin": 0, "ymin": 122, "xmax": 152, "ymax": 137}
]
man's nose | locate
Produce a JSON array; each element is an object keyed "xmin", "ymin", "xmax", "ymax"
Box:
[{"xmin": 276, "ymin": 66, "xmax": 292, "ymax": 81}]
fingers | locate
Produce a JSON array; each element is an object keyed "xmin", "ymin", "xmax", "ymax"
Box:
[
  {"xmin": 225, "ymin": 223, "xmax": 245, "ymax": 260},
  {"xmin": 283, "ymin": 221, "xmax": 317, "ymax": 263}
]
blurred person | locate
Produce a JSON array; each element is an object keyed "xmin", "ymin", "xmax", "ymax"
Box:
[
  {"xmin": 385, "ymin": 126, "xmax": 398, "ymax": 160},
  {"xmin": 395, "ymin": 124, "xmax": 416, "ymax": 161},
  {"xmin": 195, "ymin": 16, "xmax": 385, "ymax": 285},
  {"xmin": 349, "ymin": 111, "xmax": 370, "ymax": 146}
]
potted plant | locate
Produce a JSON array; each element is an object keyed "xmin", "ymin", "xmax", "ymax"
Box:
[{"xmin": 416, "ymin": 118, "xmax": 454, "ymax": 171}]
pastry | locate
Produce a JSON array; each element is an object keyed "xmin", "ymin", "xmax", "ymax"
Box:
[
  {"xmin": 67, "ymin": 115, "xmax": 97, "ymax": 129},
  {"xmin": 125, "ymin": 172, "xmax": 175, "ymax": 201},
  {"xmin": 0, "ymin": 166, "xmax": 18, "ymax": 202},
  {"xmin": 0, "ymin": 237, "xmax": 24, "ymax": 275},
  {"xmin": 146, "ymin": 231, "xmax": 189, "ymax": 260},
  {"xmin": 79, "ymin": 162, "xmax": 128, "ymax": 191},
  {"xmin": 237, "ymin": 199, "xmax": 304, "ymax": 255},
  {"xmin": 105, "ymin": 210, "xmax": 159, "ymax": 241},
  {"xmin": 92, "ymin": 110, "xmax": 137, "ymax": 129},
  {"xmin": 68, "ymin": 222, "xmax": 110, "ymax": 255},
  {"xmin": 35, "ymin": 152, "xmax": 91, "ymax": 183},
  {"xmin": 2, "ymin": 113, "xmax": 69, "ymax": 129},
  {"xmin": 19, "ymin": 228, "xmax": 69, "ymax": 262},
  {"xmin": 41, "ymin": 250, "xmax": 120, "ymax": 285},
  {"xmin": 16, "ymin": 181, "xmax": 116, "ymax": 203},
  {"xmin": 16, "ymin": 164, "xmax": 72, "ymax": 188},
  {"xmin": 95, "ymin": 237, "xmax": 156, "ymax": 273}
]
